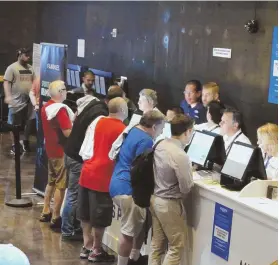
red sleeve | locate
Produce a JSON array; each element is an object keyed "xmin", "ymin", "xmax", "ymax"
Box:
[{"xmin": 56, "ymin": 108, "xmax": 72, "ymax": 130}]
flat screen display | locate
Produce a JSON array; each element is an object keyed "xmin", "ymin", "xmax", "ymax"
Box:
[
  {"xmin": 221, "ymin": 143, "xmax": 254, "ymax": 180},
  {"xmin": 187, "ymin": 131, "xmax": 215, "ymax": 166}
]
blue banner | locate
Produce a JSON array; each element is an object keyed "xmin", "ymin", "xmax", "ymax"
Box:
[
  {"xmin": 268, "ymin": 26, "xmax": 278, "ymax": 104},
  {"xmin": 33, "ymin": 43, "xmax": 67, "ymax": 195},
  {"xmin": 211, "ymin": 203, "xmax": 233, "ymax": 261}
]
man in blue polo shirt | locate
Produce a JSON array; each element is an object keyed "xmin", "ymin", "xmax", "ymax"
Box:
[
  {"xmin": 110, "ymin": 110, "xmax": 165, "ymax": 265},
  {"xmin": 180, "ymin": 80, "xmax": 207, "ymax": 124}
]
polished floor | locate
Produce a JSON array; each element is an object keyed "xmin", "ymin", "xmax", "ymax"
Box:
[{"xmin": 0, "ymin": 133, "xmax": 117, "ymax": 265}]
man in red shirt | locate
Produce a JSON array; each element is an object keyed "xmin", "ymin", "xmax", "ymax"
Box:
[
  {"xmin": 40, "ymin": 80, "xmax": 73, "ymax": 230},
  {"xmin": 77, "ymin": 97, "xmax": 128, "ymax": 262}
]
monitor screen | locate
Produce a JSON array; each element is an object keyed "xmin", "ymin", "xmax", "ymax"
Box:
[
  {"xmin": 187, "ymin": 131, "xmax": 215, "ymax": 166},
  {"xmin": 221, "ymin": 143, "xmax": 254, "ymax": 180},
  {"xmin": 129, "ymin": 114, "xmax": 142, "ymax": 128},
  {"xmin": 162, "ymin": 123, "xmax": 171, "ymax": 138},
  {"xmin": 155, "ymin": 122, "xmax": 171, "ymax": 143}
]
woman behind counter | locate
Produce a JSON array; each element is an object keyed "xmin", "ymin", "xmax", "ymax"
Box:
[{"xmin": 257, "ymin": 123, "xmax": 278, "ymax": 180}]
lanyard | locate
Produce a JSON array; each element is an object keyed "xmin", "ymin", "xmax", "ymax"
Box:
[
  {"xmin": 265, "ymin": 156, "xmax": 272, "ymax": 169},
  {"xmin": 210, "ymin": 125, "xmax": 219, "ymax": 132},
  {"xmin": 226, "ymin": 132, "xmax": 243, "ymax": 153}
]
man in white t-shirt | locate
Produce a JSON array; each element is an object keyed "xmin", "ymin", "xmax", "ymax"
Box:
[
  {"xmin": 3, "ymin": 48, "xmax": 35, "ymax": 154},
  {"xmin": 219, "ymin": 107, "xmax": 251, "ymax": 154}
]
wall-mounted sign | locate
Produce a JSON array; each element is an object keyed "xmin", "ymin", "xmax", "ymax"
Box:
[
  {"xmin": 213, "ymin": 48, "xmax": 232, "ymax": 59},
  {"xmin": 268, "ymin": 26, "xmax": 278, "ymax": 105}
]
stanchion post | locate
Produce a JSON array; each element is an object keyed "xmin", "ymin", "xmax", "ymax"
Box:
[
  {"xmin": 5, "ymin": 125, "xmax": 32, "ymax": 208},
  {"xmin": 14, "ymin": 125, "xmax": 21, "ymax": 199}
]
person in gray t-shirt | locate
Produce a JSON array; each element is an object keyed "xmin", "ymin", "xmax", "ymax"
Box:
[{"xmin": 3, "ymin": 48, "xmax": 35, "ymax": 154}]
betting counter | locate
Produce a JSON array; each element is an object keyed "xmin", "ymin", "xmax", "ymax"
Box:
[
  {"xmin": 187, "ymin": 172, "xmax": 278, "ymax": 265},
  {"xmin": 102, "ymin": 126, "xmax": 278, "ymax": 265},
  {"xmin": 102, "ymin": 175, "xmax": 278, "ymax": 265}
]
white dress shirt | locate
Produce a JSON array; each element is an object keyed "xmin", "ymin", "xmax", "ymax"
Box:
[
  {"xmin": 223, "ymin": 129, "xmax": 251, "ymax": 154},
  {"xmin": 194, "ymin": 122, "xmax": 221, "ymax": 135},
  {"xmin": 264, "ymin": 155, "xmax": 278, "ymax": 180}
]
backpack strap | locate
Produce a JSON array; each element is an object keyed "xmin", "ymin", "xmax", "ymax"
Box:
[{"xmin": 153, "ymin": 139, "xmax": 164, "ymax": 150}]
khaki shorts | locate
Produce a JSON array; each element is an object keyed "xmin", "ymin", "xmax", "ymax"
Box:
[
  {"xmin": 48, "ymin": 158, "xmax": 67, "ymax": 190},
  {"xmin": 113, "ymin": 195, "xmax": 146, "ymax": 237}
]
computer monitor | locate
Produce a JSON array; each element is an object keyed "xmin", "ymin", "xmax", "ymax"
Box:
[
  {"xmin": 187, "ymin": 130, "xmax": 226, "ymax": 169},
  {"xmin": 220, "ymin": 141, "xmax": 267, "ymax": 190}
]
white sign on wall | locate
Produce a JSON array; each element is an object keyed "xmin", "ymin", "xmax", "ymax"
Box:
[
  {"xmin": 213, "ymin": 48, "xmax": 232, "ymax": 59},
  {"xmin": 77, "ymin": 39, "xmax": 85, "ymax": 58}
]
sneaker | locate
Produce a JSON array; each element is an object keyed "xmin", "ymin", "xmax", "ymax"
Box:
[
  {"xmin": 88, "ymin": 248, "xmax": 115, "ymax": 263},
  {"xmin": 128, "ymin": 254, "xmax": 148, "ymax": 265},
  {"xmin": 22, "ymin": 140, "xmax": 31, "ymax": 152},
  {"xmin": 80, "ymin": 246, "xmax": 92, "ymax": 259},
  {"xmin": 49, "ymin": 216, "xmax": 62, "ymax": 231},
  {"xmin": 39, "ymin": 212, "xmax": 52, "ymax": 222},
  {"xmin": 61, "ymin": 233, "xmax": 83, "ymax": 241},
  {"xmin": 10, "ymin": 144, "xmax": 23, "ymax": 155}
]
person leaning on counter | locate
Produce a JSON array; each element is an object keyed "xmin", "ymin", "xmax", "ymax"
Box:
[{"xmin": 257, "ymin": 123, "xmax": 278, "ymax": 180}]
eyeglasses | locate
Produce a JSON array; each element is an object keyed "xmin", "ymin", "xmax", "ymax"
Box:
[{"xmin": 183, "ymin": 91, "xmax": 196, "ymax": 96}]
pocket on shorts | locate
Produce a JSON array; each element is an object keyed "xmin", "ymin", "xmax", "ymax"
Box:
[{"xmin": 94, "ymin": 193, "xmax": 113, "ymax": 227}]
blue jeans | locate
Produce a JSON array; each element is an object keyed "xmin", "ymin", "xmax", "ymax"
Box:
[{"xmin": 61, "ymin": 155, "xmax": 83, "ymax": 236}]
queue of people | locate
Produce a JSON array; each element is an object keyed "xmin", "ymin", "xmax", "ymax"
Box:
[{"xmin": 2, "ymin": 48, "xmax": 278, "ymax": 265}]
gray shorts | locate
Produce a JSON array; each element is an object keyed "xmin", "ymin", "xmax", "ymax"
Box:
[{"xmin": 77, "ymin": 186, "xmax": 113, "ymax": 228}]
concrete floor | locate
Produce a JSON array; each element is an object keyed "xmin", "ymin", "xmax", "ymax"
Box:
[{"xmin": 0, "ymin": 133, "xmax": 116, "ymax": 265}]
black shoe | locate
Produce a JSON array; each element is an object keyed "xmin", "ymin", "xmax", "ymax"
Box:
[
  {"xmin": 39, "ymin": 212, "xmax": 52, "ymax": 222},
  {"xmin": 88, "ymin": 248, "xmax": 115, "ymax": 263},
  {"xmin": 128, "ymin": 255, "xmax": 148, "ymax": 265},
  {"xmin": 22, "ymin": 140, "xmax": 31, "ymax": 152},
  {"xmin": 74, "ymin": 227, "xmax": 83, "ymax": 235},
  {"xmin": 80, "ymin": 246, "xmax": 92, "ymax": 259},
  {"xmin": 50, "ymin": 216, "xmax": 62, "ymax": 231},
  {"xmin": 61, "ymin": 233, "xmax": 83, "ymax": 241}
]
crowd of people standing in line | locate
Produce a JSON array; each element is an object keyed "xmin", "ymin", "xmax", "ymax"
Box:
[{"xmin": 2, "ymin": 47, "xmax": 278, "ymax": 265}]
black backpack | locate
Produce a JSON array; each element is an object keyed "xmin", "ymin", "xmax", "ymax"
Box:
[{"xmin": 130, "ymin": 140, "xmax": 163, "ymax": 208}]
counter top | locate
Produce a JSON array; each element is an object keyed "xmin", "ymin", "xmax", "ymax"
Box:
[{"xmin": 193, "ymin": 171, "xmax": 278, "ymax": 229}]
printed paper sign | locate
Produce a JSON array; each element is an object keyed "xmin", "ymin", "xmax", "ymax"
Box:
[
  {"xmin": 213, "ymin": 48, "xmax": 232, "ymax": 59},
  {"xmin": 211, "ymin": 203, "xmax": 233, "ymax": 261},
  {"xmin": 77, "ymin": 39, "xmax": 85, "ymax": 58}
]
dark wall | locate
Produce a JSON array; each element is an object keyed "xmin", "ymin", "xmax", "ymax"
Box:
[
  {"xmin": 0, "ymin": 1, "xmax": 278, "ymax": 143},
  {"xmin": 0, "ymin": 2, "xmax": 38, "ymax": 74}
]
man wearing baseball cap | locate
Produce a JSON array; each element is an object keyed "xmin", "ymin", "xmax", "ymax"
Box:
[{"xmin": 3, "ymin": 48, "xmax": 35, "ymax": 154}]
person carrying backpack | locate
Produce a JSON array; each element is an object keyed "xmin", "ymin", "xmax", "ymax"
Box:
[
  {"xmin": 150, "ymin": 114, "xmax": 194, "ymax": 265},
  {"xmin": 109, "ymin": 110, "xmax": 165, "ymax": 265}
]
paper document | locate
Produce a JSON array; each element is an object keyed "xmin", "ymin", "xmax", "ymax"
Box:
[
  {"xmin": 67, "ymin": 69, "xmax": 71, "ymax": 86},
  {"xmin": 95, "ymin": 76, "xmax": 100, "ymax": 94},
  {"xmin": 75, "ymin": 71, "xmax": 81, "ymax": 87},
  {"xmin": 100, "ymin": 77, "xmax": 106, "ymax": 95},
  {"xmin": 70, "ymin": 70, "xmax": 76, "ymax": 87}
]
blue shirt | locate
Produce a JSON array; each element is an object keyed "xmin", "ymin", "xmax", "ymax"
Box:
[
  {"xmin": 110, "ymin": 127, "xmax": 153, "ymax": 197},
  {"xmin": 180, "ymin": 100, "xmax": 207, "ymax": 124}
]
